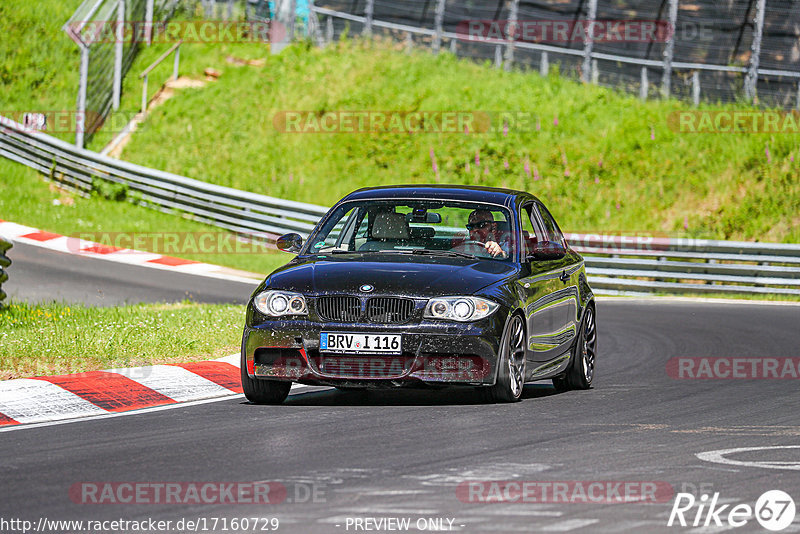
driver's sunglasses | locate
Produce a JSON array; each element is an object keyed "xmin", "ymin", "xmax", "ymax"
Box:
[{"xmin": 466, "ymin": 221, "xmax": 492, "ymax": 230}]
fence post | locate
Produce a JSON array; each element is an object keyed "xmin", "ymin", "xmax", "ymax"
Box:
[
  {"xmin": 494, "ymin": 44, "xmax": 502, "ymax": 68},
  {"xmin": 363, "ymin": 0, "xmax": 374, "ymax": 37},
  {"xmin": 692, "ymin": 71, "xmax": 700, "ymax": 106},
  {"xmin": 405, "ymin": 32, "xmax": 413, "ymax": 53},
  {"xmin": 145, "ymin": 0, "xmax": 154, "ymax": 45},
  {"xmin": 75, "ymin": 46, "xmax": 89, "ymax": 149},
  {"xmin": 504, "ymin": 0, "xmax": 520, "ymax": 71},
  {"xmin": 326, "ymin": 16, "xmax": 334, "ymax": 44},
  {"xmin": 450, "ymin": 38, "xmax": 457, "ymax": 54},
  {"xmin": 141, "ymin": 74, "xmax": 148, "ymax": 115},
  {"xmin": 540, "ymin": 51, "xmax": 549, "ymax": 76},
  {"xmin": 287, "ymin": 0, "xmax": 297, "ymax": 41},
  {"xmin": 744, "ymin": 0, "xmax": 766, "ymax": 102},
  {"xmin": 661, "ymin": 0, "xmax": 678, "ymax": 97},
  {"xmin": 432, "ymin": 0, "xmax": 446, "ymax": 54},
  {"xmin": 797, "ymin": 80, "xmax": 800, "ymax": 110},
  {"xmin": 581, "ymin": 0, "xmax": 598, "ymax": 83},
  {"xmin": 113, "ymin": 0, "xmax": 125, "ymax": 110},
  {"xmin": 227, "ymin": 0, "xmax": 234, "ymax": 20},
  {"xmin": 591, "ymin": 59, "xmax": 599, "ymax": 84},
  {"xmin": 640, "ymin": 66, "xmax": 648, "ymax": 100}
]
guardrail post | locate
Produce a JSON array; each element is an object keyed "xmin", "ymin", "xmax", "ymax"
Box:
[
  {"xmin": 494, "ymin": 44, "xmax": 502, "ymax": 68},
  {"xmin": 540, "ymin": 51, "xmax": 549, "ymax": 76},
  {"xmin": 432, "ymin": 0, "xmax": 446, "ymax": 54},
  {"xmin": 145, "ymin": 0, "xmax": 154, "ymax": 45},
  {"xmin": 405, "ymin": 32, "xmax": 413, "ymax": 53},
  {"xmin": 591, "ymin": 59, "xmax": 599, "ymax": 84},
  {"xmin": 661, "ymin": 0, "xmax": 678, "ymax": 98},
  {"xmin": 173, "ymin": 44, "xmax": 180, "ymax": 80},
  {"xmin": 326, "ymin": 16, "xmax": 334, "ymax": 44},
  {"xmin": 113, "ymin": 0, "xmax": 125, "ymax": 110},
  {"xmin": 504, "ymin": 0, "xmax": 520, "ymax": 71},
  {"xmin": 640, "ymin": 66, "xmax": 648, "ymax": 100},
  {"xmin": 75, "ymin": 45, "xmax": 89, "ymax": 149},
  {"xmin": 744, "ymin": 0, "xmax": 766, "ymax": 102},
  {"xmin": 363, "ymin": 0, "xmax": 374, "ymax": 37},
  {"xmin": 0, "ymin": 238, "xmax": 11, "ymax": 309},
  {"xmin": 449, "ymin": 38, "xmax": 457, "ymax": 54},
  {"xmin": 581, "ymin": 0, "xmax": 598, "ymax": 83},
  {"xmin": 692, "ymin": 71, "xmax": 700, "ymax": 106}
]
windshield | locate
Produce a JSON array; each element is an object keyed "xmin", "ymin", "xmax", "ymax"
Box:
[{"xmin": 302, "ymin": 199, "xmax": 515, "ymax": 261}]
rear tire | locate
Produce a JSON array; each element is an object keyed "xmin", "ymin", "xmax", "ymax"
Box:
[
  {"xmin": 241, "ymin": 352, "xmax": 291, "ymax": 404},
  {"xmin": 552, "ymin": 305, "xmax": 596, "ymax": 391},
  {"xmin": 484, "ymin": 314, "xmax": 526, "ymax": 403}
]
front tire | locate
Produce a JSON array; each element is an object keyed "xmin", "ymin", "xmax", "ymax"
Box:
[
  {"xmin": 485, "ymin": 314, "xmax": 526, "ymax": 403},
  {"xmin": 553, "ymin": 305, "xmax": 596, "ymax": 391},
  {"xmin": 241, "ymin": 352, "xmax": 292, "ymax": 404}
]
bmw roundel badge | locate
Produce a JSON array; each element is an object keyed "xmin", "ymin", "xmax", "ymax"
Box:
[{"xmin": 360, "ymin": 284, "xmax": 375, "ymax": 292}]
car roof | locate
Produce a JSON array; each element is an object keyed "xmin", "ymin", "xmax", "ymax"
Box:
[{"xmin": 341, "ymin": 184, "xmax": 539, "ymax": 208}]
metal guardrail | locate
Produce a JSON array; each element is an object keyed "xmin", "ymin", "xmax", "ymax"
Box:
[
  {"xmin": 0, "ymin": 115, "xmax": 328, "ymax": 241},
  {"xmin": 0, "ymin": 115, "xmax": 798, "ymax": 297},
  {"xmin": 565, "ymin": 234, "xmax": 800, "ymax": 296},
  {"xmin": 0, "ymin": 237, "xmax": 11, "ymax": 307}
]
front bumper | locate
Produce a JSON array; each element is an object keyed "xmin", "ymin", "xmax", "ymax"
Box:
[{"xmin": 242, "ymin": 316, "xmax": 504, "ymax": 387}]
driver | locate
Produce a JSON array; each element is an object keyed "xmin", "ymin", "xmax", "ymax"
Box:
[{"xmin": 465, "ymin": 209, "xmax": 509, "ymax": 258}]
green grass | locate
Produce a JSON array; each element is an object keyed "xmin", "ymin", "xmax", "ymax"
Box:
[
  {"xmin": 109, "ymin": 38, "xmax": 799, "ymax": 243},
  {"xmin": 0, "ymin": 0, "xmax": 83, "ymax": 142},
  {"xmin": 0, "ymin": 300, "xmax": 245, "ymax": 379}
]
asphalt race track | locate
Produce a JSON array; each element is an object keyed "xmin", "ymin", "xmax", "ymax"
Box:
[
  {"xmin": 2, "ymin": 248, "xmax": 800, "ymax": 532},
  {"xmin": 4, "ymin": 242, "xmax": 257, "ymax": 306}
]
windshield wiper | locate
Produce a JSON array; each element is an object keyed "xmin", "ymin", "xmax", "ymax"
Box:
[{"xmin": 410, "ymin": 249, "xmax": 477, "ymax": 259}]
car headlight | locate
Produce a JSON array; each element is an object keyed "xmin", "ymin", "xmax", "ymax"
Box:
[
  {"xmin": 424, "ymin": 296, "xmax": 499, "ymax": 322},
  {"xmin": 253, "ymin": 290, "xmax": 308, "ymax": 317}
]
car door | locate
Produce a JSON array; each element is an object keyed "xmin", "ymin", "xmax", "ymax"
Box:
[
  {"xmin": 517, "ymin": 203, "xmax": 573, "ymax": 375},
  {"xmin": 533, "ymin": 202, "xmax": 582, "ymax": 350}
]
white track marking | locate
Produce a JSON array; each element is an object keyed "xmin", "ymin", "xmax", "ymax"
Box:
[
  {"xmin": 0, "ymin": 379, "xmax": 107, "ymax": 424},
  {"xmin": 541, "ymin": 518, "xmax": 600, "ymax": 531},
  {"xmin": 114, "ymin": 364, "xmax": 238, "ymax": 401},
  {"xmin": 0, "ymin": 384, "xmax": 315, "ymax": 433},
  {"xmin": 697, "ymin": 445, "xmax": 800, "ymax": 471}
]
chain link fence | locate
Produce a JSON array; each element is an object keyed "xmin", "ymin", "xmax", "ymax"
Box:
[{"xmin": 310, "ymin": 0, "xmax": 800, "ymax": 109}]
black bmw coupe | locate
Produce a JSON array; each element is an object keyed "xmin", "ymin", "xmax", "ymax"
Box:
[{"xmin": 241, "ymin": 185, "xmax": 596, "ymax": 403}]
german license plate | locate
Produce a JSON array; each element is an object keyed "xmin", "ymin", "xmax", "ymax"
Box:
[{"xmin": 320, "ymin": 332, "xmax": 402, "ymax": 354}]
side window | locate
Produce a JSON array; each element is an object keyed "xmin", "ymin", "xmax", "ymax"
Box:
[
  {"xmin": 536, "ymin": 204, "xmax": 565, "ymax": 245},
  {"xmin": 519, "ymin": 205, "xmax": 539, "ymax": 257}
]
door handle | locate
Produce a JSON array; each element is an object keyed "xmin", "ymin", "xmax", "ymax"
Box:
[{"xmin": 559, "ymin": 270, "xmax": 569, "ymax": 283}]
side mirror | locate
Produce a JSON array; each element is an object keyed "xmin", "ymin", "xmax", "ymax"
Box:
[
  {"xmin": 276, "ymin": 233, "xmax": 303, "ymax": 253},
  {"xmin": 528, "ymin": 241, "xmax": 566, "ymax": 261}
]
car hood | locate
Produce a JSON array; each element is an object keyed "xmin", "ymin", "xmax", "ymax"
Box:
[{"xmin": 263, "ymin": 254, "xmax": 519, "ymax": 297}]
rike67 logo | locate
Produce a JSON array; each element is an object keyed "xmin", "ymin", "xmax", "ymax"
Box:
[{"xmin": 668, "ymin": 490, "xmax": 796, "ymax": 531}]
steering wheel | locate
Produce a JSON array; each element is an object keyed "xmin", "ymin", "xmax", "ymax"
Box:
[{"xmin": 451, "ymin": 240, "xmax": 491, "ymax": 257}]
